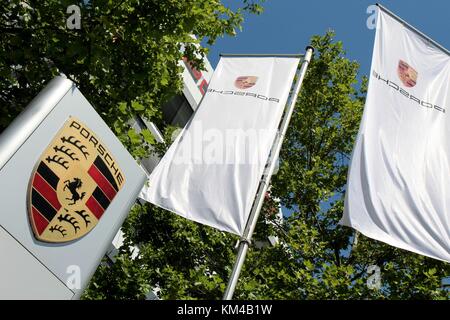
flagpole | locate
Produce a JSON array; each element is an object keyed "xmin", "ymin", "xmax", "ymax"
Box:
[
  {"xmin": 376, "ymin": 3, "xmax": 450, "ymax": 56},
  {"xmin": 223, "ymin": 46, "xmax": 314, "ymax": 300}
]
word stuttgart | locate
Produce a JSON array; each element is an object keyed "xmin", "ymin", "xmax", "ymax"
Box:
[
  {"xmin": 207, "ymin": 88, "xmax": 280, "ymax": 103},
  {"xmin": 372, "ymin": 70, "xmax": 446, "ymax": 114}
]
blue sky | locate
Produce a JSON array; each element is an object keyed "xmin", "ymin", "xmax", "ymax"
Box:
[{"xmin": 206, "ymin": 0, "xmax": 450, "ymax": 79}]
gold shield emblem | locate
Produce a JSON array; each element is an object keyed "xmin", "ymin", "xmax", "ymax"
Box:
[{"xmin": 28, "ymin": 117, "xmax": 125, "ymax": 243}]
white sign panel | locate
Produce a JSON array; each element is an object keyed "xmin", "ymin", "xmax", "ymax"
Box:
[{"xmin": 0, "ymin": 76, "xmax": 146, "ymax": 299}]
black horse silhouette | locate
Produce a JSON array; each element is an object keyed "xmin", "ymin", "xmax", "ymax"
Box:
[{"xmin": 63, "ymin": 178, "xmax": 86, "ymax": 205}]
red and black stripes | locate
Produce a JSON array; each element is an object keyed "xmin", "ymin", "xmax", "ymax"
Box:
[
  {"xmin": 86, "ymin": 156, "xmax": 119, "ymax": 219},
  {"xmin": 93, "ymin": 156, "xmax": 118, "ymax": 191},
  {"xmin": 37, "ymin": 161, "xmax": 59, "ymax": 189},
  {"xmin": 30, "ymin": 156, "xmax": 120, "ymax": 233},
  {"xmin": 30, "ymin": 162, "xmax": 61, "ymax": 235}
]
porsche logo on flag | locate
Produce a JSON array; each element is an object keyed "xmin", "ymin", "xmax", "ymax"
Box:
[
  {"xmin": 28, "ymin": 117, "xmax": 125, "ymax": 243},
  {"xmin": 234, "ymin": 76, "xmax": 258, "ymax": 89},
  {"xmin": 397, "ymin": 60, "xmax": 418, "ymax": 88}
]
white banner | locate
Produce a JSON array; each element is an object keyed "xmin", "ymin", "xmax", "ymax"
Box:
[
  {"xmin": 140, "ymin": 56, "xmax": 299, "ymax": 235},
  {"xmin": 342, "ymin": 9, "xmax": 450, "ymax": 262}
]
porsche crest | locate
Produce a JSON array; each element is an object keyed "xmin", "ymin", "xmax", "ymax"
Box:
[{"xmin": 28, "ymin": 117, "xmax": 125, "ymax": 243}]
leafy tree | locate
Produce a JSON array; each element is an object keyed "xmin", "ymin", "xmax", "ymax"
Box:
[
  {"xmin": 1, "ymin": 0, "xmax": 262, "ymax": 157},
  {"xmin": 82, "ymin": 191, "xmax": 280, "ymax": 300}
]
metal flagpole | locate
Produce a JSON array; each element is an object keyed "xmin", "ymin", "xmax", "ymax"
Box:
[
  {"xmin": 223, "ymin": 46, "xmax": 314, "ymax": 300},
  {"xmin": 376, "ymin": 3, "xmax": 450, "ymax": 56}
]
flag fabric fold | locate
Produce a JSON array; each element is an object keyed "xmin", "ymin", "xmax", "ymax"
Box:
[
  {"xmin": 140, "ymin": 56, "xmax": 299, "ymax": 235},
  {"xmin": 342, "ymin": 8, "xmax": 450, "ymax": 262}
]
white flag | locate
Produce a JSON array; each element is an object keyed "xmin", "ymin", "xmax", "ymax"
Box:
[
  {"xmin": 342, "ymin": 8, "xmax": 450, "ymax": 262},
  {"xmin": 140, "ymin": 56, "xmax": 299, "ymax": 235}
]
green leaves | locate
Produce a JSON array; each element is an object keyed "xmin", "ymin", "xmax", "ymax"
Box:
[
  {"xmin": 141, "ymin": 129, "xmax": 155, "ymax": 145},
  {"xmin": 131, "ymin": 101, "xmax": 145, "ymax": 111},
  {"xmin": 127, "ymin": 128, "xmax": 141, "ymax": 144}
]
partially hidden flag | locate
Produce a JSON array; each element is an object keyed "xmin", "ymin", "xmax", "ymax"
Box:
[
  {"xmin": 341, "ymin": 8, "xmax": 450, "ymax": 262},
  {"xmin": 140, "ymin": 56, "xmax": 300, "ymax": 235}
]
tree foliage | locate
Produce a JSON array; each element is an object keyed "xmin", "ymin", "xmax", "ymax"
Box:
[{"xmin": 1, "ymin": 0, "xmax": 262, "ymax": 157}]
